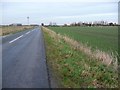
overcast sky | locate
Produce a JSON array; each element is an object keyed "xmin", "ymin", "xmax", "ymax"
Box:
[{"xmin": 0, "ymin": 0, "xmax": 119, "ymax": 25}]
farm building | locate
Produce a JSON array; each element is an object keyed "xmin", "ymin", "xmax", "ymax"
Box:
[{"xmin": 9, "ymin": 23, "xmax": 22, "ymax": 26}]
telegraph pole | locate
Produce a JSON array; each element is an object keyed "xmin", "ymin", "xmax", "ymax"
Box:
[{"xmin": 27, "ymin": 16, "xmax": 29, "ymax": 25}]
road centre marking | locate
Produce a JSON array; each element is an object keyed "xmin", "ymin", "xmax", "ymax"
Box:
[
  {"xmin": 26, "ymin": 31, "xmax": 30, "ymax": 34},
  {"xmin": 9, "ymin": 35, "xmax": 23, "ymax": 43},
  {"xmin": 9, "ymin": 30, "xmax": 34, "ymax": 44}
]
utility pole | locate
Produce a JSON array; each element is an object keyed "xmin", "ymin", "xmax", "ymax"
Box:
[{"xmin": 27, "ymin": 16, "xmax": 29, "ymax": 25}]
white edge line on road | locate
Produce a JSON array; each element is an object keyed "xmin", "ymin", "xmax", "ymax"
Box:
[
  {"xmin": 9, "ymin": 35, "xmax": 23, "ymax": 43},
  {"xmin": 2, "ymin": 34, "xmax": 12, "ymax": 38}
]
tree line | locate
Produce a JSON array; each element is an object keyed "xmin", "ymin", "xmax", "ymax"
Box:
[{"xmin": 42, "ymin": 21, "xmax": 119, "ymax": 27}]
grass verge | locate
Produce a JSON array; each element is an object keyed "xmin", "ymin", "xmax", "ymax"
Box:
[
  {"xmin": 42, "ymin": 27, "xmax": 118, "ymax": 88},
  {"xmin": 0, "ymin": 26, "xmax": 34, "ymax": 36}
]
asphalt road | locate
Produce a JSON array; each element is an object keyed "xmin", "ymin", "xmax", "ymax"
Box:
[{"xmin": 2, "ymin": 27, "xmax": 50, "ymax": 88}]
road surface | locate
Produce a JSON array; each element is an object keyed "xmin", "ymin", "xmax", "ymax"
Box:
[{"xmin": 2, "ymin": 27, "xmax": 50, "ymax": 88}]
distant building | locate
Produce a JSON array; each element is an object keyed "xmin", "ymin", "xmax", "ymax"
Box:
[
  {"xmin": 30, "ymin": 24, "xmax": 39, "ymax": 26},
  {"xmin": 9, "ymin": 23, "xmax": 22, "ymax": 26},
  {"xmin": 49, "ymin": 22, "xmax": 57, "ymax": 26}
]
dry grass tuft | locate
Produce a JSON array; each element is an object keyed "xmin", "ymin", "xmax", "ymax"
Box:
[
  {"xmin": 0, "ymin": 27, "xmax": 2, "ymax": 36},
  {"xmin": 0, "ymin": 26, "xmax": 34, "ymax": 36}
]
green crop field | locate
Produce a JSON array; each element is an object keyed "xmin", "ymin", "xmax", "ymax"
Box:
[
  {"xmin": 42, "ymin": 27, "xmax": 118, "ymax": 88},
  {"xmin": 48, "ymin": 26, "xmax": 118, "ymax": 54}
]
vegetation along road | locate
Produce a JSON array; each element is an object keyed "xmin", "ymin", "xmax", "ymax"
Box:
[{"xmin": 42, "ymin": 26, "xmax": 118, "ymax": 88}]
